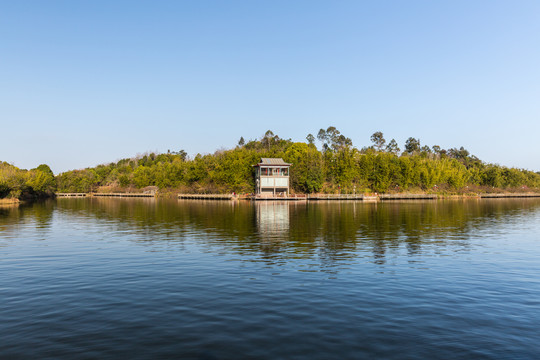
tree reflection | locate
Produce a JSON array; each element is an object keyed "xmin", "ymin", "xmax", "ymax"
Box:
[{"xmin": 4, "ymin": 198, "xmax": 540, "ymax": 267}]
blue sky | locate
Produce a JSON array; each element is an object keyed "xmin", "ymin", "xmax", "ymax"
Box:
[{"xmin": 2, "ymin": 1, "xmax": 539, "ymax": 173}]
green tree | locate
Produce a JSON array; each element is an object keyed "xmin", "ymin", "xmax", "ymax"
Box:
[
  {"xmin": 27, "ymin": 169, "xmax": 56, "ymax": 193},
  {"xmin": 317, "ymin": 126, "xmax": 352, "ymax": 152},
  {"xmin": 386, "ymin": 139, "xmax": 400, "ymax": 155},
  {"xmin": 133, "ymin": 166, "xmax": 154, "ymax": 188},
  {"xmin": 285, "ymin": 143, "xmax": 323, "ymax": 193},
  {"xmin": 370, "ymin": 131, "xmax": 386, "ymax": 151},
  {"xmin": 404, "ymin": 137, "xmax": 421, "ymax": 154}
]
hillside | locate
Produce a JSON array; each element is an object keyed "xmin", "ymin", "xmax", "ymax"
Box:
[{"xmin": 54, "ymin": 128, "xmax": 540, "ymax": 195}]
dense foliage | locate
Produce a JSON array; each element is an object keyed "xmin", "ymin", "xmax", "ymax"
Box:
[
  {"xmin": 0, "ymin": 162, "xmax": 56, "ymax": 199},
  {"xmin": 54, "ymin": 128, "xmax": 540, "ymax": 194}
]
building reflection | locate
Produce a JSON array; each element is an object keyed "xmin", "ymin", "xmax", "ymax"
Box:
[{"xmin": 256, "ymin": 202, "xmax": 290, "ymax": 239}]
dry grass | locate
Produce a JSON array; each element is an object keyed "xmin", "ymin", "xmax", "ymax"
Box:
[{"xmin": 0, "ymin": 198, "xmax": 20, "ymax": 206}]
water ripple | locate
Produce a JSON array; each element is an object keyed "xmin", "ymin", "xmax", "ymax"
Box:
[{"xmin": 1, "ymin": 199, "xmax": 540, "ymax": 358}]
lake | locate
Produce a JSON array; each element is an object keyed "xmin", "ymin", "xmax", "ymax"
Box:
[{"xmin": 1, "ymin": 198, "xmax": 540, "ymax": 359}]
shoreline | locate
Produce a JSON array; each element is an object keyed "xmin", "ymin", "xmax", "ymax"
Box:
[{"xmin": 52, "ymin": 192, "xmax": 540, "ymax": 201}]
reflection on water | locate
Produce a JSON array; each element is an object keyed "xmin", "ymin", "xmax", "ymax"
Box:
[
  {"xmin": 256, "ymin": 201, "xmax": 289, "ymax": 237},
  {"xmin": 2, "ymin": 198, "xmax": 540, "ymax": 359},
  {"xmin": 2, "ymin": 198, "xmax": 540, "ymax": 266}
]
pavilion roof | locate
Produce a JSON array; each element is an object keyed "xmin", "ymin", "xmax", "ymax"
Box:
[{"xmin": 255, "ymin": 158, "xmax": 291, "ymax": 166}]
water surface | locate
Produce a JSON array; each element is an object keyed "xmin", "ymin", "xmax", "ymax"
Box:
[{"xmin": 1, "ymin": 198, "xmax": 540, "ymax": 359}]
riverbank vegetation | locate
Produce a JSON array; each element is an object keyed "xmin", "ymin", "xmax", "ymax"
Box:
[
  {"xmin": 0, "ymin": 162, "xmax": 56, "ymax": 199},
  {"xmin": 54, "ymin": 128, "xmax": 540, "ymax": 195}
]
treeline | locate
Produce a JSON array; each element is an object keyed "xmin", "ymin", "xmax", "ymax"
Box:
[
  {"xmin": 55, "ymin": 128, "xmax": 540, "ymax": 194},
  {"xmin": 0, "ymin": 162, "xmax": 56, "ymax": 199}
]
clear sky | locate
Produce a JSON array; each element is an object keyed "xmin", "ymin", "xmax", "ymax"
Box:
[{"xmin": 2, "ymin": 1, "xmax": 539, "ymax": 174}]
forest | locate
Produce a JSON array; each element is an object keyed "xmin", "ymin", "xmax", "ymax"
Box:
[
  {"xmin": 0, "ymin": 162, "xmax": 56, "ymax": 199},
  {"xmin": 2, "ymin": 128, "xmax": 540, "ymax": 198}
]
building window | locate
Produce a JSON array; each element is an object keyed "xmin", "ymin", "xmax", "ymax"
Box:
[
  {"xmin": 272, "ymin": 168, "xmax": 280, "ymax": 175},
  {"xmin": 261, "ymin": 167, "xmax": 268, "ymax": 176},
  {"xmin": 281, "ymin": 168, "xmax": 289, "ymax": 176}
]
